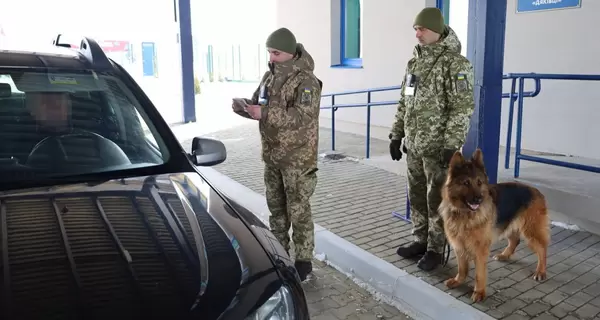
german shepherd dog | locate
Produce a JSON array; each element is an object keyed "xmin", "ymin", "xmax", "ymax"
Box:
[{"xmin": 439, "ymin": 149, "xmax": 550, "ymax": 302}]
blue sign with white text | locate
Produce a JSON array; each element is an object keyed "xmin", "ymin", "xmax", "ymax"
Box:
[{"xmin": 517, "ymin": 0, "xmax": 581, "ymax": 13}]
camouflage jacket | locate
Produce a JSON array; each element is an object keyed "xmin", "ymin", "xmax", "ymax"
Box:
[
  {"xmin": 249, "ymin": 43, "xmax": 323, "ymax": 169},
  {"xmin": 390, "ymin": 25, "xmax": 475, "ymax": 158}
]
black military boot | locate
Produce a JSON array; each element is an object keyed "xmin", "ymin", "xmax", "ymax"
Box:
[
  {"xmin": 396, "ymin": 241, "xmax": 427, "ymax": 258},
  {"xmin": 417, "ymin": 251, "xmax": 442, "ymax": 271},
  {"xmin": 295, "ymin": 260, "xmax": 312, "ymax": 281}
]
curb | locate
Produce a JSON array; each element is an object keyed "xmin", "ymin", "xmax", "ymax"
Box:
[{"xmin": 196, "ymin": 167, "xmax": 493, "ymax": 320}]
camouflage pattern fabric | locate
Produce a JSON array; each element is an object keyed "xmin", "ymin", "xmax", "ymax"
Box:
[
  {"xmin": 246, "ymin": 43, "xmax": 322, "ymax": 261},
  {"xmin": 406, "ymin": 148, "xmax": 448, "ymax": 253},
  {"xmin": 250, "ymin": 43, "xmax": 323, "ymax": 169},
  {"xmin": 390, "ymin": 25, "xmax": 475, "ymax": 159},
  {"xmin": 264, "ymin": 163, "xmax": 318, "ymax": 261},
  {"xmin": 391, "ymin": 25, "xmax": 475, "ymax": 254}
]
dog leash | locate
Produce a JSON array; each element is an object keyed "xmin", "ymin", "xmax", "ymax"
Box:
[
  {"xmin": 405, "ymin": 177, "xmax": 452, "ymax": 267},
  {"xmin": 441, "ymin": 238, "xmax": 451, "ymax": 267}
]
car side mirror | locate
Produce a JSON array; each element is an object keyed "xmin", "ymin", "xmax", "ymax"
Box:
[{"xmin": 190, "ymin": 137, "xmax": 227, "ymax": 166}]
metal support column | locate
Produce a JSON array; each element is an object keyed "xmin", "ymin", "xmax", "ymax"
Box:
[
  {"xmin": 436, "ymin": 0, "xmax": 450, "ymax": 22},
  {"xmin": 178, "ymin": 0, "xmax": 196, "ymax": 123},
  {"xmin": 462, "ymin": 0, "xmax": 508, "ymax": 184}
]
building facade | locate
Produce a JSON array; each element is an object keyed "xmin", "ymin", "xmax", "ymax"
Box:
[{"xmin": 275, "ymin": 0, "xmax": 599, "ymax": 160}]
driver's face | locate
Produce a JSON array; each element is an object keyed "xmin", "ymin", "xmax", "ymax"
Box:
[{"xmin": 27, "ymin": 92, "xmax": 71, "ymax": 131}]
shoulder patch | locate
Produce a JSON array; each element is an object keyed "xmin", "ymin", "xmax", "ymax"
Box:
[
  {"xmin": 301, "ymin": 88, "xmax": 312, "ymax": 103},
  {"xmin": 456, "ymin": 73, "xmax": 468, "ymax": 93}
]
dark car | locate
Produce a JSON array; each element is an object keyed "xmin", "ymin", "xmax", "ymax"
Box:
[{"xmin": 0, "ymin": 35, "xmax": 309, "ymax": 319}]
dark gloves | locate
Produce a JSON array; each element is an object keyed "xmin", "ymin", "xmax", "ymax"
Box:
[
  {"xmin": 441, "ymin": 148, "xmax": 457, "ymax": 166},
  {"xmin": 389, "ymin": 136, "xmax": 455, "ymax": 165},
  {"xmin": 389, "ymin": 133, "xmax": 406, "ymax": 161},
  {"xmin": 390, "ymin": 139, "xmax": 402, "ymax": 161}
]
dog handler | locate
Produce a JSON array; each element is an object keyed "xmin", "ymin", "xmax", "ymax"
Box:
[
  {"xmin": 232, "ymin": 27, "xmax": 323, "ymax": 281},
  {"xmin": 389, "ymin": 8, "xmax": 476, "ymax": 271}
]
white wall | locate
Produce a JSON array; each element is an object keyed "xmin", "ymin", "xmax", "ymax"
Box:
[
  {"xmin": 0, "ymin": 0, "xmax": 184, "ymax": 125},
  {"xmin": 276, "ymin": 0, "xmax": 600, "ymax": 160},
  {"xmin": 191, "ymin": 0, "xmax": 276, "ymax": 82},
  {"xmin": 449, "ymin": 0, "xmax": 468, "ymax": 57},
  {"xmin": 193, "ymin": 0, "xmax": 276, "ymax": 45},
  {"xmin": 502, "ymin": 1, "xmax": 600, "ymax": 159},
  {"xmin": 275, "ymin": 0, "xmax": 429, "ymax": 139}
]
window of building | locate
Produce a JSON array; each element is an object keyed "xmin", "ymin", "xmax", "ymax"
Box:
[{"xmin": 340, "ymin": 0, "xmax": 362, "ymax": 68}]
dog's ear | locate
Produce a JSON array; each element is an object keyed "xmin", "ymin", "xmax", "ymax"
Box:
[
  {"xmin": 449, "ymin": 150, "xmax": 465, "ymax": 169},
  {"xmin": 472, "ymin": 148, "xmax": 485, "ymax": 169}
]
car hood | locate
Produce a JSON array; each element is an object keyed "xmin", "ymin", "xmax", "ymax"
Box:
[{"xmin": 0, "ymin": 171, "xmax": 284, "ymax": 319}]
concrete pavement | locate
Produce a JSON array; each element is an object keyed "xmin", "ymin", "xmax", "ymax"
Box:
[
  {"xmin": 185, "ymin": 82, "xmax": 415, "ymax": 319},
  {"xmin": 305, "ymin": 260, "xmax": 412, "ymax": 320},
  {"xmin": 187, "ymin": 122, "xmax": 493, "ymax": 320},
  {"xmin": 178, "ymin": 82, "xmax": 600, "ymax": 319},
  {"xmin": 183, "ymin": 120, "xmax": 600, "ymax": 320},
  {"xmin": 195, "ymin": 156, "xmax": 415, "ymax": 320}
]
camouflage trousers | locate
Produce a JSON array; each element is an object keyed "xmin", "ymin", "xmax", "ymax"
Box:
[
  {"xmin": 406, "ymin": 148, "xmax": 448, "ymax": 254},
  {"xmin": 264, "ymin": 164, "xmax": 318, "ymax": 261}
]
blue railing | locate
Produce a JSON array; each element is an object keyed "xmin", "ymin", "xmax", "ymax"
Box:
[
  {"xmin": 391, "ymin": 75, "xmax": 540, "ymax": 223},
  {"xmin": 321, "ymin": 86, "xmax": 400, "ymax": 158},
  {"xmin": 320, "ymin": 74, "xmax": 539, "ymax": 160},
  {"xmin": 504, "ymin": 73, "xmax": 600, "ymax": 178},
  {"xmin": 503, "ymin": 73, "xmax": 541, "ymax": 169},
  {"xmin": 319, "ymin": 76, "xmax": 538, "ymax": 224}
]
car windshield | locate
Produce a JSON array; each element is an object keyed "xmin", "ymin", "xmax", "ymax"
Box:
[{"xmin": 0, "ymin": 68, "xmax": 170, "ymax": 188}]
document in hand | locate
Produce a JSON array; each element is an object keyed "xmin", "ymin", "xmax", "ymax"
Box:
[
  {"xmin": 232, "ymin": 98, "xmax": 249, "ymax": 112},
  {"xmin": 232, "ymin": 98, "xmax": 253, "ymax": 118}
]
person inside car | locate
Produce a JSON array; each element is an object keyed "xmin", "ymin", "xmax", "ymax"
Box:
[
  {"xmin": 22, "ymin": 89, "xmax": 131, "ymax": 171},
  {"xmin": 25, "ymin": 91, "xmax": 72, "ymax": 134}
]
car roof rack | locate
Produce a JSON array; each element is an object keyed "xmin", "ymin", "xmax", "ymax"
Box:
[{"xmin": 52, "ymin": 34, "xmax": 113, "ymax": 70}]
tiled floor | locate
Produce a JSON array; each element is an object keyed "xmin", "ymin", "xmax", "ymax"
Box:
[
  {"xmin": 304, "ymin": 260, "xmax": 412, "ymax": 320},
  {"xmin": 180, "ymin": 122, "xmax": 600, "ymax": 320}
]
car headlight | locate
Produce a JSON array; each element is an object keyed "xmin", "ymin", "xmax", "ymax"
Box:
[{"xmin": 246, "ymin": 285, "xmax": 295, "ymax": 320}]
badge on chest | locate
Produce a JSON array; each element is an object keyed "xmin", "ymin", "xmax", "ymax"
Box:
[
  {"xmin": 404, "ymin": 73, "xmax": 418, "ymax": 96},
  {"xmin": 258, "ymin": 84, "xmax": 269, "ymax": 106}
]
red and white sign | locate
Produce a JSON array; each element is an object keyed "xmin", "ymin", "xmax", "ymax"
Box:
[
  {"xmin": 98, "ymin": 40, "xmax": 129, "ymax": 52},
  {"xmin": 69, "ymin": 40, "xmax": 129, "ymax": 52}
]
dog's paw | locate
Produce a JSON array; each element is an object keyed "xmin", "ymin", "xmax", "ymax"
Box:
[
  {"xmin": 444, "ymin": 278, "xmax": 462, "ymax": 289},
  {"xmin": 471, "ymin": 290, "xmax": 486, "ymax": 303},
  {"xmin": 493, "ymin": 254, "xmax": 510, "ymax": 261},
  {"xmin": 532, "ymin": 270, "xmax": 547, "ymax": 281}
]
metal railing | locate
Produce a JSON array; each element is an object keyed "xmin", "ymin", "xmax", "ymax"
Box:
[
  {"xmin": 323, "ymin": 73, "xmax": 597, "ymax": 222},
  {"xmin": 320, "ymin": 74, "xmax": 539, "ymax": 160},
  {"xmin": 320, "ymin": 86, "xmax": 401, "ymax": 159},
  {"xmin": 503, "ymin": 74, "xmax": 541, "ymax": 169},
  {"xmin": 504, "ymin": 73, "xmax": 600, "ymax": 178},
  {"xmin": 391, "ymin": 75, "xmax": 540, "ymax": 223}
]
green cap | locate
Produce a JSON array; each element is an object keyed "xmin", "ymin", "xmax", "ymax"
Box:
[
  {"xmin": 413, "ymin": 7, "xmax": 445, "ymax": 34},
  {"xmin": 266, "ymin": 27, "xmax": 297, "ymax": 55}
]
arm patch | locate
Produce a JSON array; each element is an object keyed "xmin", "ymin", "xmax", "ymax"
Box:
[
  {"xmin": 456, "ymin": 73, "xmax": 468, "ymax": 93},
  {"xmin": 301, "ymin": 88, "xmax": 312, "ymax": 103}
]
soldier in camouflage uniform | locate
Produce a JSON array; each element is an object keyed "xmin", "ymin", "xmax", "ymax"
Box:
[
  {"xmin": 389, "ymin": 8, "xmax": 475, "ymax": 271},
  {"xmin": 233, "ymin": 27, "xmax": 323, "ymax": 281}
]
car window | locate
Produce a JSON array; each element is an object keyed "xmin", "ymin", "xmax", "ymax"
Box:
[{"xmin": 0, "ymin": 68, "xmax": 170, "ymax": 184}]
